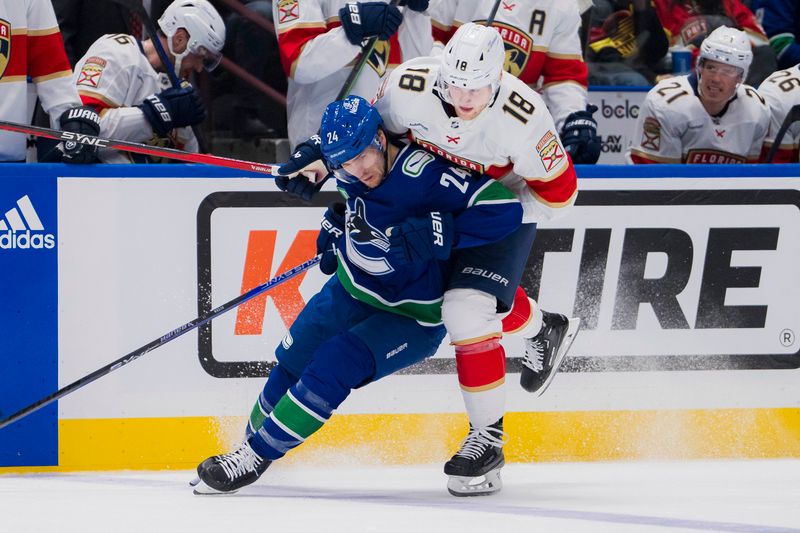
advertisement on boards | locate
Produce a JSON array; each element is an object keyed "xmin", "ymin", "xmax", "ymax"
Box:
[
  {"xmin": 589, "ymin": 90, "xmax": 648, "ymax": 165},
  {"xmin": 0, "ymin": 175, "xmax": 58, "ymax": 466}
]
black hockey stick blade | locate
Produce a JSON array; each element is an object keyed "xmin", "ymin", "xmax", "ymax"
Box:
[
  {"xmin": 0, "ymin": 255, "xmax": 321, "ymax": 431},
  {"xmin": 765, "ymin": 104, "xmax": 800, "ymax": 164}
]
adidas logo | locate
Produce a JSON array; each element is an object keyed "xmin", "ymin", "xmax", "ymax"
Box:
[{"xmin": 0, "ymin": 195, "xmax": 55, "ymax": 250}]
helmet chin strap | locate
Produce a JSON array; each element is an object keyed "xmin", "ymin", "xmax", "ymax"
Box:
[{"xmin": 165, "ymin": 34, "xmax": 189, "ymax": 79}]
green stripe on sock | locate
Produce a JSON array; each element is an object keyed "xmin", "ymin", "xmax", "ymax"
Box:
[
  {"xmin": 249, "ymin": 401, "xmax": 268, "ymax": 432},
  {"xmin": 272, "ymin": 394, "xmax": 325, "ymax": 439}
]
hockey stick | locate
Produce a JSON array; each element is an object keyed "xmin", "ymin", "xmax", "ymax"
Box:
[
  {"xmin": 336, "ymin": 0, "xmax": 401, "ymax": 100},
  {"xmin": 0, "ymin": 255, "xmax": 321, "ymax": 431},
  {"xmin": 765, "ymin": 104, "xmax": 800, "ymax": 163},
  {"xmin": 106, "ymin": 0, "xmax": 209, "ymax": 152},
  {"xmin": 0, "ymin": 119, "xmax": 279, "ymax": 175},
  {"xmin": 485, "ymin": 0, "xmax": 502, "ymax": 25}
]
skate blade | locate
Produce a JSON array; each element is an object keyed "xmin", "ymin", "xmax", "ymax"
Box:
[
  {"xmin": 536, "ymin": 317, "xmax": 581, "ymax": 397},
  {"xmin": 190, "ymin": 478, "xmax": 238, "ymax": 496},
  {"xmin": 446, "ymin": 469, "xmax": 502, "ymax": 497}
]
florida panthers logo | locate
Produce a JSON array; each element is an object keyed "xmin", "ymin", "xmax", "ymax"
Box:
[
  {"xmin": 493, "ymin": 23, "xmax": 531, "ymax": 78},
  {"xmin": 367, "ymin": 40, "xmax": 390, "ymax": 78},
  {"xmin": 0, "ymin": 19, "xmax": 11, "ymax": 79},
  {"xmin": 345, "ymin": 197, "xmax": 393, "ymax": 275}
]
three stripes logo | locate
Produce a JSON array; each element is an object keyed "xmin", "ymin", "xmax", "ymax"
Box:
[{"xmin": 0, "ymin": 195, "xmax": 55, "ymax": 250}]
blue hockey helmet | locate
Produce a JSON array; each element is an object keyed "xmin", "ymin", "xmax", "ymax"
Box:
[{"xmin": 319, "ymin": 96, "xmax": 384, "ymax": 175}]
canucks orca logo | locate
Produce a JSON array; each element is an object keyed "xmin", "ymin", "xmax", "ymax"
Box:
[
  {"xmin": 0, "ymin": 19, "xmax": 11, "ymax": 79},
  {"xmin": 345, "ymin": 197, "xmax": 393, "ymax": 275},
  {"xmin": 367, "ymin": 40, "xmax": 390, "ymax": 78},
  {"xmin": 493, "ymin": 22, "xmax": 532, "ymax": 79}
]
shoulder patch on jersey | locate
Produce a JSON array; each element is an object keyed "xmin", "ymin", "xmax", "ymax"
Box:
[
  {"xmin": 402, "ymin": 150, "xmax": 435, "ymax": 177},
  {"xmin": 538, "ymin": 138, "xmax": 565, "ymax": 172},
  {"xmin": 278, "ymin": 0, "xmax": 300, "ymax": 24},
  {"xmin": 536, "ymin": 130, "xmax": 556, "ymax": 151},
  {"xmin": 641, "ymin": 117, "xmax": 661, "ymax": 151},
  {"xmin": 77, "ymin": 57, "xmax": 107, "ymax": 88},
  {"xmin": 0, "ymin": 19, "xmax": 10, "ymax": 79}
]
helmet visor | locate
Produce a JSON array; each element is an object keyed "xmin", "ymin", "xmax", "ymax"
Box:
[
  {"xmin": 191, "ymin": 44, "xmax": 222, "ymax": 71},
  {"xmin": 698, "ymin": 58, "xmax": 743, "ymax": 79},
  {"xmin": 331, "ymin": 134, "xmax": 384, "ymax": 184}
]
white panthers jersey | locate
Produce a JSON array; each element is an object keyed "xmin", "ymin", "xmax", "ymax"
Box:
[
  {"xmin": 428, "ymin": 0, "xmax": 588, "ymax": 131},
  {"xmin": 758, "ymin": 64, "xmax": 800, "ymax": 163},
  {"xmin": 73, "ymin": 33, "xmax": 197, "ymax": 163},
  {"xmin": 628, "ymin": 75, "xmax": 770, "ymax": 164},
  {"xmin": 273, "ymin": 0, "xmax": 433, "ymax": 147},
  {"xmin": 0, "ymin": 0, "xmax": 81, "ymax": 161},
  {"xmin": 375, "ymin": 56, "xmax": 577, "ymax": 223}
]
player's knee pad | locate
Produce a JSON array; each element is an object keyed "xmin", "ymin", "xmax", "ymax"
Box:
[{"xmin": 442, "ymin": 288, "xmax": 502, "ymax": 344}]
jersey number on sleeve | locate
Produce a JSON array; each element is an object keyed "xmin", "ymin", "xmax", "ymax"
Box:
[
  {"xmin": 502, "ymin": 91, "xmax": 535, "ymax": 124},
  {"xmin": 439, "ymin": 167, "xmax": 471, "ymax": 193},
  {"xmin": 766, "ymin": 70, "xmax": 800, "ymax": 93},
  {"xmin": 398, "ymin": 68, "xmax": 429, "ymax": 92},
  {"xmin": 656, "ymin": 82, "xmax": 689, "ymax": 104}
]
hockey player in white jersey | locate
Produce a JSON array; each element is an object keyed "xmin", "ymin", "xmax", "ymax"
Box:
[
  {"xmin": 759, "ymin": 64, "xmax": 800, "ymax": 162},
  {"xmin": 373, "ymin": 22, "xmax": 581, "ymax": 496},
  {"xmin": 274, "ymin": 22, "xmax": 581, "ymax": 496},
  {"xmin": 628, "ymin": 26, "xmax": 770, "ymax": 164},
  {"xmin": 273, "ymin": 0, "xmax": 433, "ymax": 148},
  {"xmin": 428, "ymin": 0, "xmax": 601, "ymax": 164},
  {"xmin": 71, "ymin": 0, "xmax": 224, "ymax": 163},
  {"xmin": 0, "ymin": 0, "xmax": 100, "ymax": 163}
]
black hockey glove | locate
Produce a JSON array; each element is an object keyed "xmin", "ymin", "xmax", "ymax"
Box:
[
  {"xmin": 59, "ymin": 106, "xmax": 101, "ymax": 164},
  {"xmin": 276, "ymin": 135, "xmax": 331, "ymax": 201},
  {"xmin": 398, "ymin": 0, "xmax": 429, "ymax": 11},
  {"xmin": 339, "ymin": 2, "xmax": 403, "ymax": 45},
  {"xmin": 560, "ymin": 104, "xmax": 601, "ymax": 165},
  {"xmin": 317, "ymin": 202, "xmax": 347, "ymax": 275},
  {"xmin": 387, "ymin": 212, "xmax": 455, "ymax": 265},
  {"xmin": 138, "ymin": 85, "xmax": 206, "ymax": 136}
]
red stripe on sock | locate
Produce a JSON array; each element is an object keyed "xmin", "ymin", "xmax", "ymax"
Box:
[{"xmin": 455, "ymin": 341, "xmax": 506, "ymax": 389}]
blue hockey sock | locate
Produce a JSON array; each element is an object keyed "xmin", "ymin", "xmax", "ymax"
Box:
[{"xmin": 246, "ymin": 364, "xmax": 298, "ymax": 438}]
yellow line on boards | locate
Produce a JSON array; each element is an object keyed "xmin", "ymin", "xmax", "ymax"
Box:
[{"xmin": 1, "ymin": 408, "xmax": 798, "ymax": 473}]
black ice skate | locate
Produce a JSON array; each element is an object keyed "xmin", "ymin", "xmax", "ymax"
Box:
[
  {"xmin": 444, "ymin": 418, "xmax": 506, "ymax": 497},
  {"xmin": 190, "ymin": 441, "xmax": 270, "ymax": 495},
  {"xmin": 520, "ymin": 311, "xmax": 580, "ymax": 395}
]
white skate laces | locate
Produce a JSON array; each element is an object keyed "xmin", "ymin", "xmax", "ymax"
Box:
[
  {"xmin": 455, "ymin": 424, "xmax": 507, "ymax": 460},
  {"xmin": 218, "ymin": 443, "xmax": 263, "ymax": 480},
  {"xmin": 522, "ymin": 338, "xmax": 545, "ymax": 372}
]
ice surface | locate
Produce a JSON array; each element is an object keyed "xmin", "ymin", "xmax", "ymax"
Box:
[{"xmin": 1, "ymin": 459, "xmax": 798, "ymax": 533}]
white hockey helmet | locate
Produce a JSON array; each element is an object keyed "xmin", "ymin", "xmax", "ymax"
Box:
[
  {"xmin": 698, "ymin": 25, "xmax": 752, "ymax": 81},
  {"xmin": 158, "ymin": 0, "xmax": 226, "ymax": 72},
  {"xmin": 436, "ymin": 22, "xmax": 505, "ymax": 103}
]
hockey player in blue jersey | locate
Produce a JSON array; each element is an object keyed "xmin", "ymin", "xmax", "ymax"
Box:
[{"xmin": 190, "ymin": 95, "xmax": 522, "ymax": 495}]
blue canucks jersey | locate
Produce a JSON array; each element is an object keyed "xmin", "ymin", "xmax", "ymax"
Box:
[{"xmin": 333, "ymin": 141, "xmax": 522, "ymax": 325}]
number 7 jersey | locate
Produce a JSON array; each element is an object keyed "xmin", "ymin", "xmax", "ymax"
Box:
[
  {"xmin": 628, "ymin": 74, "xmax": 770, "ymax": 164},
  {"xmin": 374, "ymin": 56, "xmax": 577, "ymax": 224}
]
